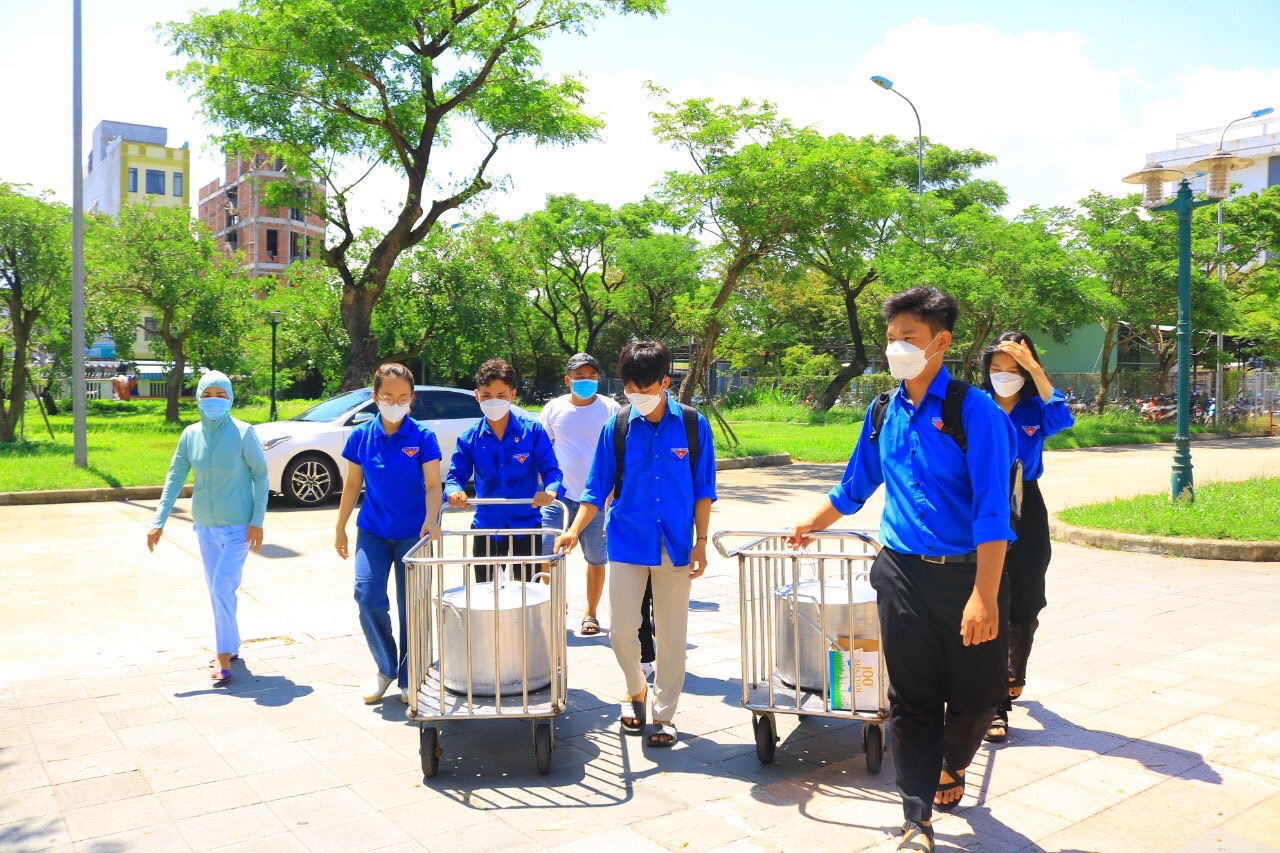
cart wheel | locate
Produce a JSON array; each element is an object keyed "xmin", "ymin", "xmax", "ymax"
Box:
[
  {"xmin": 420, "ymin": 726, "xmax": 441, "ymax": 778},
  {"xmin": 535, "ymin": 723, "xmax": 552, "ymax": 775},
  {"xmin": 864, "ymin": 724, "xmax": 883, "ymax": 775},
  {"xmin": 754, "ymin": 714, "xmax": 777, "ymax": 764}
]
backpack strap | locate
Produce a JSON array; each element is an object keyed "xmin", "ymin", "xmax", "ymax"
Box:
[
  {"xmin": 868, "ymin": 391, "xmax": 893, "ymax": 445},
  {"xmin": 941, "ymin": 379, "xmax": 968, "ymax": 452},
  {"xmin": 613, "ymin": 401, "xmax": 700, "ymax": 499}
]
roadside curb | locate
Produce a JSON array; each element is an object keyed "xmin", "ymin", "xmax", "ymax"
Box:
[
  {"xmin": 716, "ymin": 454, "xmax": 792, "ymax": 471},
  {"xmin": 1050, "ymin": 517, "xmax": 1280, "ymax": 562},
  {"xmin": 0, "ymin": 484, "xmax": 193, "ymax": 507}
]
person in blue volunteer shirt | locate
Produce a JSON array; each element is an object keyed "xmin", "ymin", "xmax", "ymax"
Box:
[
  {"xmin": 149, "ymin": 371, "xmax": 268, "ymax": 686},
  {"xmin": 789, "ymin": 288, "xmax": 1017, "ymax": 853},
  {"xmin": 445, "ymin": 358, "xmax": 562, "ymax": 581},
  {"xmin": 336, "ymin": 364, "xmax": 443, "ymax": 706},
  {"xmin": 979, "ymin": 331, "xmax": 1074, "ymax": 744},
  {"xmin": 556, "ymin": 340, "xmax": 717, "ymax": 749}
]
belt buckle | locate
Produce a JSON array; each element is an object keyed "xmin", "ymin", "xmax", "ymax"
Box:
[{"xmin": 921, "ymin": 554, "xmax": 946, "ymax": 565}]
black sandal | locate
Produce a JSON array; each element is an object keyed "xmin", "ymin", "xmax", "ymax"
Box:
[
  {"xmin": 1008, "ymin": 675, "xmax": 1025, "ymax": 700},
  {"xmin": 898, "ymin": 820, "xmax": 934, "ymax": 852},
  {"xmin": 934, "ymin": 770, "xmax": 965, "ymax": 812},
  {"xmin": 580, "ymin": 616, "xmax": 601, "ymax": 636},
  {"xmin": 647, "ymin": 722, "xmax": 677, "ymax": 747},
  {"xmin": 984, "ymin": 717, "xmax": 1008, "ymax": 743},
  {"xmin": 620, "ymin": 695, "xmax": 646, "ymax": 733}
]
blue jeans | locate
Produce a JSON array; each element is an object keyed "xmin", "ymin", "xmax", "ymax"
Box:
[
  {"xmin": 193, "ymin": 524, "xmax": 250, "ymax": 656},
  {"xmin": 354, "ymin": 530, "xmax": 417, "ymax": 688},
  {"xmin": 541, "ymin": 497, "xmax": 607, "ymax": 566}
]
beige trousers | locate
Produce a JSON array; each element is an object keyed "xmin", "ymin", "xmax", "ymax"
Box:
[{"xmin": 609, "ymin": 546, "xmax": 692, "ymax": 722}]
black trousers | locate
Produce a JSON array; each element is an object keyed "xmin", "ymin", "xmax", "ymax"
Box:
[
  {"xmin": 871, "ymin": 548, "xmax": 1008, "ymax": 825},
  {"xmin": 471, "ymin": 527, "xmax": 545, "ymax": 582},
  {"xmin": 998, "ymin": 479, "xmax": 1050, "ymax": 720},
  {"xmin": 639, "ymin": 579, "xmax": 656, "ymax": 664}
]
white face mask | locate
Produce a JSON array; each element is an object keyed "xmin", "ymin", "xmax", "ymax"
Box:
[
  {"xmin": 377, "ymin": 401, "xmax": 410, "ymax": 424},
  {"xmin": 990, "ymin": 372, "xmax": 1026, "ymax": 398},
  {"xmin": 625, "ymin": 391, "xmax": 664, "ymax": 417},
  {"xmin": 885, "ymin": 333, "xmax": 940, "ymax": 381},
  {"xmin": 479, "ymin": 398, "xmax": 512, "ymax": 421}
]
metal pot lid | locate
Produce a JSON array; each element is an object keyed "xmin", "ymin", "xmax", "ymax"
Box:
[
  {"xmin": 776, "ymin": 578, "xmax": 876, "ymax": 605},
  {"xmin": 442, "ymin": 580, "xmax": 551, "ymax": 611}
]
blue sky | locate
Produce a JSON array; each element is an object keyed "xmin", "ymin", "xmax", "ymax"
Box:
[{"xmin": 3, "ymin": 0, "xmax": 1278, "ymax": 223}]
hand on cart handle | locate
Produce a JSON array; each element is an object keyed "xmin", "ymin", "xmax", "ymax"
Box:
[
  {"xmin": 554, "ymin": 533, "xmax": 578, "ymax": 554},
  {"xmin": 786, "ymin": 523, "xmax": 819, "ymax": 549},
  {"xmin": 532, "ymin": 488, "xmax": 557, "ymax": 508},
  {"xmin": 418, "ymin": 522, "xmax": 442, "ymax": 544},
  {"xmin": 447, "ymin": 491, "xmax": 471, "ymax": 509}
]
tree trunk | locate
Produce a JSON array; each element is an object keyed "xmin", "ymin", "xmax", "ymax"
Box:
[
  {"xmin": 1094, "ymin": 321, "xmax": 1118, "ymax": 413},
  {"xmin": 0, "ymin": 318, "xmax": 30, "ymax": 442},
  {"xmin": 677, "ymin": 246, "xmax": 758, "ymax": 406},
  {"xmin": 339, "ymin": 286, "xmax": 380, "ymax": 392},
  {"xmin": 165, "ymin": 347, "xmax": 186, "ymax": 424},
  {"xmin": 813, "ymin": 277, "xmax": 871, "ymax": 413}
]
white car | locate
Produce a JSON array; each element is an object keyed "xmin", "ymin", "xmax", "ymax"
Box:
[{"xmin": 254, "ymin": 385, "xmax": 493, "ymax": 507}]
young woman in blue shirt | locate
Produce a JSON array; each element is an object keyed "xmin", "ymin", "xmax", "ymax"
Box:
[
  {"xmin": 979, "ymin": 331, "xmax": 1074, "ymax": 743},
  {"xmin": 335, "ymin": 364, "xmax": 443, "ymax": 706}
]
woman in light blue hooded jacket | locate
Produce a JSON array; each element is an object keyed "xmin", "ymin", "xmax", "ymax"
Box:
[{"xmin": 148, "ymin": 371, "xmax": 269, "ymax": 684}]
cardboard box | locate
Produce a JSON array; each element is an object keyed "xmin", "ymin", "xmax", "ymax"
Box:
[{"xmin": 827, "ymin": 636, "xmax": 880, "ymax": 712}]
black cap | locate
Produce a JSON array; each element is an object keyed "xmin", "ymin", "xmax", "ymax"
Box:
[{"xmin": 566, "ymin": 353, "xmax": 599, "ymax": 372}]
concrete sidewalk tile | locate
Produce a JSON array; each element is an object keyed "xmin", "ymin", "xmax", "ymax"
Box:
[
  {"xmin": 0, "ymin": 724, "xmax": 33, "ymax": 749},
  {"xmin": 12, "ymin": 685, "xmax": 90, "ymax": 709},
  {"xmin": 418, "ymin": 815, "xmax": 538, "ymax": 852},
  {"xmin": 1105, "ymin": 739, "xmax": 1207, "ymax": 778},
  {"xmin": 93, "ymin": 688, "xmax": 172, "ymax": 714},
  {"xmin": 267, "ymin": 786, "xmax": 373, "ymax": 828},
  {"xmin": 44, "ymin": 748, "xmax": 137, "ymax": 785},
  {"xmin": 113, "ymin": 717, "xmax": 201, "ymax": 750},
  {"xmin": 70, "ymin": 822, "xmax": 192, "ymax": 852},
  {"xmin": 320, "ymin": 746, "xmax": 417, "ymax": 785},
  {"xmin": 176, "ymin": 802, "xmax": 289, "ymax": 851},
  {"xmin": 156, "ymin": 776, "xmax": 261, "ymax": 821},
  {"xmin": 1220, "ymin": 791, "xmax": 1280, "ymax": 842},
  {"xmin": 81, "ymin": 675, "xmax": 154, "ymax": 700},
  {"xmin": 631, "ymin": 805, "xmax": 751, "ymax": 851},
  {"xmin": 139, "ymin": 753, "xmax": 237, "ymax": 793},
  {"xmin": 291, "ymin": 811, "xmax": 412, "ymax": 853},
  {"xmin": 203, "ymin": 721, "xmax": 290, "ymax": 753},
  {"xmin": 348, "ymin": 770, "xmax": 436, "ymax": 811},
  {"xmin": 52, "ymin": 770, "xmax": 151, "ymax": 812},
  {"xmin": 550, "ymin": 826, "xmax": 666, "ymax": 852},
  {"xmin": 0, "ymin": 785, "xmax": 58, "ymax": 823},
  {"xmin": 382, "ymin": 797, "xmax": 488, "ymax": 836},
  {"xmin": 242, "ymin": 764, "xmax": 344, "ymax": 802},
  {"xmin": 215, "ymin": 832, "xmax": 309, "ymax": 852},
  {"xmin": 1053, "ymin": 753, "xmax": 1168, "ymax": 799},
  {"xmin": 0, "ymin": 816, "xmax": 72, "ymax": 850},
  {"xmin": 101, "ymin": 702, "xmax": 182, "ymax": 731},
  {"xmin": 35, "ymin": 730, "xmax": 124, "ymax": 763},
  {"xmin": 1002, "ymin": 774, "xmax": 1123, "ymax": 823},
  {"xmin": 20, "ymin": 699, "xmax": 98, "ymax": 727},
  {"xmin": 61, "ymin": 792, "xmax": 168, "ymax": 842},
  {"xmin": 129, "ymin": 734, "xmax": 220, "ymax": 768},
  {"xmin": 296, "ymin": 727, "xmax": 387, "ymax": 762},
  {"xmin": 1146, "ymin": 713, "xmax": 1265, "ymax": 761},
  {"xmin": 220, "ymin": 742, "xmax": 314, "ymax": 776}
]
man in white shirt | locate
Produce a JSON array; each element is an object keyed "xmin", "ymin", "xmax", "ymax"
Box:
[{"xmin": 540, "ymin": 353, "xmax": 620, "ymax": 636}]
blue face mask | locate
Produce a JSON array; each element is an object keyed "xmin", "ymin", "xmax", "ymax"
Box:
[
  {"xmin": 571, "ymin": 379, "xmax": 599, "ymax": 399},
  {"xmin": 199, "ymin": 397, "xmax": 232, "ymax": 420}
]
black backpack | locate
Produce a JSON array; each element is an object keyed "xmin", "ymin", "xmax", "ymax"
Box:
[
  {"xmin": 869, "ymin": 379, "xmax": 1023, "ymax": 523},
  {"xmin": 613, "ymin": 402, "xmax": 700, "ymax": 499}
]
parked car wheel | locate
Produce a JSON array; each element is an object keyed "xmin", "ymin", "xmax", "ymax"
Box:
[{"xmin": 283, "ymin": 453, "xmax": 339, "ymax": 507}]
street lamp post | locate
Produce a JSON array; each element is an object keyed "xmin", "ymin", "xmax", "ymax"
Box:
[
  {"xmin": 870, "ymin": 75, "xmax": 924, "ymax": 194},
  {"xmin": 268, "ymin": 310, "xmax": 284, "ymax": 422}
]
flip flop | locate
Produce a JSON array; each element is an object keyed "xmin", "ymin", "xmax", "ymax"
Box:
[
  {"xmin": 207, "ymin": 655, "xmax": 240, "ymax": 668},
  {"xmin": 580, "ymin": 616, "xmax": 601, "ymax": 636},
  {"xmin": 898, "ymin": 821, "xmax": 934, "ymax": 852},
  {"xmin": 984, "ymin": 719, "xmax": 1008, "ymax": 743},
  {"xmin": 647, "ymin": 722, "xmax": 677, "ymax": 747},
  {"xmin": 210, "ymin": 669, "xmax": 232, "ymax": 685},
  {"xmin": 620, "ymin": 696, "xmax": 646, "ymax": 733},
  {"xmin": 933, "ymin": 770, "xmax": 965, "ymax": 812}
]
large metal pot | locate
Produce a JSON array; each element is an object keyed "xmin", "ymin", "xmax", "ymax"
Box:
[
  {"xmin": 776, "ymin": 579, "xmax": 878, "ymax": 691},
  {"xmin": 439, "ymin": 577, "xmax": 553, "ymax": 696}
]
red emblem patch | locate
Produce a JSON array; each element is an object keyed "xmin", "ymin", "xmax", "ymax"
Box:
[
  {"xmin": 672, "ymin": 448, "xmax": 689, "ymax": 459},
  {"xmin": 932, "ymin": 417, "xmax": 945, "ymax": 430},
  {"xmin": 402, "ymin": 447, "xmax": 419, "ymax": 458},
  {"xmin": 514, "ymin": 453, "xmax": 530, "ymax": 464},
  {"xmin": 1023, "ymin": 425, "xmax": 1040, "ymax": 436}
]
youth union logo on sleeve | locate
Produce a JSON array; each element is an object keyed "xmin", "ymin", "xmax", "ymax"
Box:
[
  {"xmin": 513, "ymin": 453, "xmax": 531, "ymax": 464},
  {"xmin": 931, "ymin": 416, "xmax": 945, "ymax": 430},
  {"xmin": 1022, "ymin": 425, "xmax": 1040, "ymax": 436},
  {"xmin": 402, "ymin": 447, "xmax": 419, "ymax": 458},
  {"xmin": 671, "ymin": 447, "xmax": 689, "ymax": 459}
]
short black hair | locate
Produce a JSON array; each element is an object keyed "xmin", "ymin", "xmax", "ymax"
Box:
[
  {"xmin": 475, "ymin": 358, "xmax": 517, "ymax": 389},
  {"xmin": 980, "ymin": 330, "xmax": 1042, "ymax": 400},
  {"xmin": 881, "ymin": 286, "xmax": 959, "ymax": 334},
  {"xmin": 373, "ymin": 362, "xmax": 414, "ymax": 394},
  {"xmin": 618, "ymin": 340, "xmax": 671, "ymax": 388}
]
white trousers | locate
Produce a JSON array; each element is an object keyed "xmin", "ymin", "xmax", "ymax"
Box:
[{"xmin": 608, "ymin": 547, "xmax": 692, "ymax": 722}]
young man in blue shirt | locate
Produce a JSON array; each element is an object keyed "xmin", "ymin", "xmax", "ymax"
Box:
[
  {"xmin": 445, "ymin": 359, "xmax": 562, "ymax": 581},
  {"xmin": 790, "ymin": 287, "xmax": 1017, "ymax": 852},
  {"xmin": 556, "ymin": 341, "xmax": 717, "ymax": 748}
]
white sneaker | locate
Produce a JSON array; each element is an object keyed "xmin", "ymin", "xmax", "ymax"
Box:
[
  {"xmin": 362, "ymin": 673, "xmax": 394, "ymax": 704},
  {"xmin": 641, "ymin": 662, "xmax": 655, "ymax": 681},
  {"xmin": 399, "ymin": 687, "xmax": 410, "ymax": 704}
]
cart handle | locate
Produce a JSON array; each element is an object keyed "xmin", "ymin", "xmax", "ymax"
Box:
[{"xmin": 712, "ymin": 529, "xmax": 879, "ymax": 558}]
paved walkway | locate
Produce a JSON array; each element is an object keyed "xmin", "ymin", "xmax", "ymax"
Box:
[{"xmin": 2, "ymin": 438, "xmax": 1279, "ymax": 851}]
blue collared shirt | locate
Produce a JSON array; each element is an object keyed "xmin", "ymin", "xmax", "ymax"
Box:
[
  {"xmin": 444, "ymin": 411, "xmax": 563, "ymax": 530},
  {"xmin": 342, "ymin": 416, "xmax": 442, "ymax": 539},
  {"xmin": 829, "ymin": 367, "xmax": 1017, "ymax": 555},
  {"xmin": 987, "ymin": 388, "xmax": 1075, "ymax": 481},
  {"xmin": 579, "ymin": 393, "xmax": 717, "ymax": 567}
]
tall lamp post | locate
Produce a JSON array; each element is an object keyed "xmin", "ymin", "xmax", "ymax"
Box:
[
  {"xmin": 870, "ymin": 75, "xmax": 924, "ymax": 194},
  {"xmin": 1122, "ymin": 149, "xmax": 1253, "ymax": 502},
  {"xmin": 268, "ymin": 310, "xmax": 284, "ymax": 422}
]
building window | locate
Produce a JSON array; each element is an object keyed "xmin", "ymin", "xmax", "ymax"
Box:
[
  {"xmin": 289, "ymin": 206, "xmax": 305, "ymax": 222},
  {"xmin": 227, "ymin": 229, "xmax": 239, "ymax": 253},
  {"xmin": 145, "ymin": 169, "xmax": 165, "ymax": 195},
  {"xmin": 172, "ymin": 172, "xmax": 184, "ymax": 197},
  {"xmin": 290, "ymin": 232, "xmax": 304, "ymax": 262},
  {"xmin": 143, "ymin": 316, "xmax": 162, "ymax": 342},
  {"xmin": 273, "ymin": 156, "xmax": 285, "ymax": 172},
  {"xmin": 266, "ymin": 229, "xmax": 279, "ymax": 258},
  {"xmin": 127, "ymin": 168, "xmax": 138, "ymax": 193},
  {"xmin": 1269, "ymin": 155, "xmax": 1280, "ymax": 188}
]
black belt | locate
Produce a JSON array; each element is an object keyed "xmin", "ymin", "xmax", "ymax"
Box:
[{"xmin": 897, "ymin": 550, "xmax": 979, "ymax": 565}]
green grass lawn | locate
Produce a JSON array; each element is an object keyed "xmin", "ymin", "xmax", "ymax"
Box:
[{"xmin": 1058, "ymin": 477, "xmax": 1280, "ymax": 541}]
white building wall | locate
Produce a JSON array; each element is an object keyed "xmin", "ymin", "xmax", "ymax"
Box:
[{"xmin": 1145, "ymin": 118, "xmax": 1280, "ymax": 198}]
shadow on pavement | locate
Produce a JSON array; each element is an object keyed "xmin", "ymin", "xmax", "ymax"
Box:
[{"xmin": 173, "ymin": 663, "xmax": 314, "ymax": 707}]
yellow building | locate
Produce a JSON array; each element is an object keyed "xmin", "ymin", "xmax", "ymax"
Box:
[{"xmin": 84, "ymin": 121, "xmax": 190, "ymax": 215}]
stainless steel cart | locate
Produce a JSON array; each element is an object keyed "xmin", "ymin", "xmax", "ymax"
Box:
[
  {"xmin": 404, "ymin": 498, "xmax": 568, "ymax": 777},
  {"xmin": 713, "ymin": 529, "xmax": 889, "ymax": 773}
]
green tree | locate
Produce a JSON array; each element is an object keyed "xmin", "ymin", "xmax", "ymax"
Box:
[
  {"xmin": 88, "ymin": 204, "xmax": 254, "ymax": 422},
  {"xmin": 0, "ymin": 184, "xmax": 71, "ymax": 442},
  {"xmin": 1215, "ymin": 187, "xmax": 1280, "ymax": 361},
  {"xmin": 610, "ymin": 231, "xmax": 705, "ymax": 346},
  {"xmin": 167, "ymin": 0, "xmax": 664, "ymax": 392}
]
